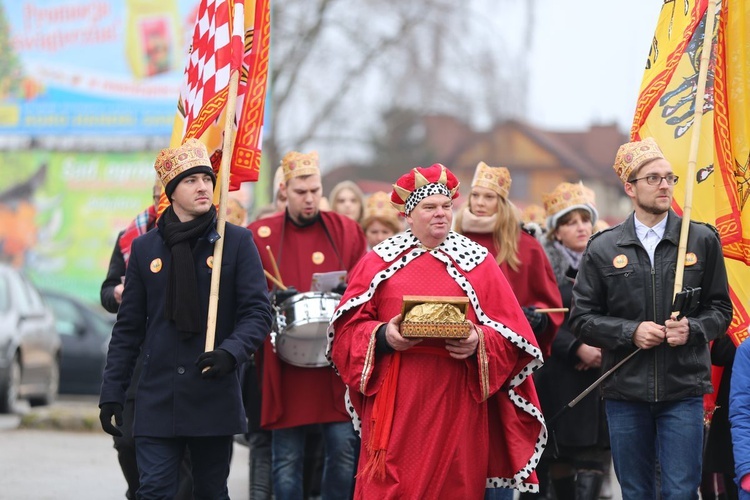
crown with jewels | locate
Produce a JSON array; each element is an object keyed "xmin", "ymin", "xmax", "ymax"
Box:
[
  {"xmin": 281, "ymin": 151, "xmax": 320, "ymax": 181},
  {"xmin": 471, "ymin": 161, "xmax": 512, "ymax": 199},
  {"xmin": 154, "ymin": 138, "xmax": 213, "ymax": 187},
  {"xmin": 613, "ymin": 137, "xmax": 665, "ymax": 183}
]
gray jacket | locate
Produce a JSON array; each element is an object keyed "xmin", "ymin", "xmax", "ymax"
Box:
[{"xmin": 570, "ymin": 210, "xmax": 732, "ymax": 402}]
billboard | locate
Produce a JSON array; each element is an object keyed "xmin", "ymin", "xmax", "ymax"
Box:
[
  {"xmin": 1, "ymin": 154, "xmax": 157, "ymax": 304},
  {"xmin": 0, "ymin": 0, "xmax": 200, "ymax": 136}
]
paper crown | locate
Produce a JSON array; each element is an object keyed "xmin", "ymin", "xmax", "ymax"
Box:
[
  {"xmin": 579, "ymin": 182, "xmax": 597, "ymax": 206},
  {"xmin": 154, "ymin": 138, "xmax": 216, "ymax": 197},
  {"xmin": 281, "ymin": 151, "xmax": 320, "ymax": 181},
  {"xmin": 391, "ymin": 164, "xmax": 460, "ymax": 215},
  {"xmin": 542, "ymin": 182, "xmax": 599, "ymax": 229},
  {"xmin": 365, "ymin": 191, "xmax": 400, "ymax": 220},
  {"xmin": 520, "ymin": 204, "xmax": 547, "ymax": 225},
  {"xmin": 613, "ymin": 137, "xmax": 665, "ymax": 183},
  {"xmin": 471, "ymin": 161, "xmax": 511, "ymax": 199}
]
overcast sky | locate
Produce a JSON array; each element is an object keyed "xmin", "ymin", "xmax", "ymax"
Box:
[{"xmin": 527, "ymin": 0, "xmax": 663, "ymax": 132}]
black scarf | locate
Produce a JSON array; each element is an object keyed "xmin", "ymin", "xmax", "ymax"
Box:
[{"xmin": 157, "ymin": 204, "xmax": 216, "ymax": 338}]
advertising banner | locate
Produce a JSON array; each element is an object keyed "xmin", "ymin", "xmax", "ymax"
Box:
[
  {"xmin": 1, "ymin": 153, "xmax": 157, "ymax": 304},
  {"xmin": 0, "ymin": 0, "xmax": 199, "ymax": 136}
]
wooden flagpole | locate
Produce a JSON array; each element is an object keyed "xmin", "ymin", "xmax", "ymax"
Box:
[
  {"xmin": 205, "ymin": 69, "xmax": 240, "ymax": 353},
  {"xmin": 672, "ymin": 0, "xmax": 718, "ymax": 305}
]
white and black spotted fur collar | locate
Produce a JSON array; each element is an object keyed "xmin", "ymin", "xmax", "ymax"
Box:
[{"xmin": 373, "ymin": 230, "xmax": 488, "ymax": 272}]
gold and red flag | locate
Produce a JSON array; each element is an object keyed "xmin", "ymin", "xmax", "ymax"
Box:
[
  {"xmin": 632, "ymin": 0, "xmax": 750, "ymax": 347},
  {"xmin": 159, "ymin": 0, "xmax": 270, "ymax": 213}
]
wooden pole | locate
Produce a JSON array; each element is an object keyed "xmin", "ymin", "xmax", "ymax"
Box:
[
  {"xmin": 672, "ymin": 0, "xmax": 718, "ymax": 306},
  {"xmin": 266, "ymin": 245, "xmax": 284, "ymax": 287},
  {"xmin": 264, "ymin": 270, "xmax": 287, "ymax": 291},
  {"xmin": 204, "ymin": 69, "xmax": 240, "ymax": 353},
  {"xmin": 534, "ymin": 308, "xmax": 569, "ymax": 314}
]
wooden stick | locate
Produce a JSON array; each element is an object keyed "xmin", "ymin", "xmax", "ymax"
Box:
[
  {"xmin": 204, "ymin": 69, "xmax": 240, "ymax": 354},
  {"xmin": 673, "ymin": 0, "xmax": 718, "ymax": 308},
  {"xmin": 265, "ymin": 245, "xmax": 284, "ymax": 287},
  {"xmin": 534, "ymin": 308, "xmax": 569, "ymax": 314},
  {"xmin": 264, "ymin": 270, "xmax": 287, "ymax": 291}
]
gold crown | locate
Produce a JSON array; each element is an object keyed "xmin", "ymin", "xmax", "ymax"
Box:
[
  {"xmin": 520, "ymin": 204, "xmax": 546, "ymax": 225},
  {"xmin": 365, "ymin": 191, "xmax": 399, "ymax": 220},
  {"xmin": 579, "ymin": 182, "xmax": 597, "ymax": 206},
  {"xmin": 154, "ymin": 138, "xmax": 212, "ymax": 187},
  {"xmin": 471, "ymin": 161, "xmax": 511, "ymax": 199},
  {"xmin": 543, "ymin": 182, "xmax": 591, "ymax": 218},
  {"xmin": 281, "ymin": 151, "xmax": 320, "ymax": 181},
  {"xmin": 613, "ymin": 137, "xmax": 665, "ymax": 183}
]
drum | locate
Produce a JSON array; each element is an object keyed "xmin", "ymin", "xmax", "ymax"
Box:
[{"xmin": 272, "ymin": 291, "xmax": 341, "ymax": 368}]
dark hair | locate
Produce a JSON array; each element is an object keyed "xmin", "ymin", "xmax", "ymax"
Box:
[{"xmin": 546, "ymin": 208, "xmax": 592, "ymax": 241}]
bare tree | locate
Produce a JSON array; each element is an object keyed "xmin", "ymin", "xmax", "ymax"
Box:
[{"xmin": 265, "ymin": 0, "xmax": 534, "ymax": 179}]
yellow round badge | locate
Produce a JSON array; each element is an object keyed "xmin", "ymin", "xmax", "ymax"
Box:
[
  {"xmin": 612, "ymin": 254, "xmax": 628, "ymax": 269},
  {"xmin": 258, "ymin": 226, "xmax": 271, "ymax": 238},
  {"xmin": 206, "ymin": 256, "xmax": 214, "ymax": 269},
  {"xmin": 150, "ymin": 258, "xmax": 163, "ymax": 273},
  {"xmin": 312, "ymin": 252, "xmax": 325, "ymax": 265},
  {"xmin": 685, "ymin": 252, "xmax": 698, "ymax": 266}
]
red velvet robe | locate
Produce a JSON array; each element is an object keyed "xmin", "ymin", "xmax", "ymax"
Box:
[
  {"xmin": 462, "ymin": 230, "xmax": 563, "ymax": 359},
  {"xmin": 248, "ymin": 211, "xmax": 367, "ymax": 429},
  {"xmin": 329, "ymin": 231, "xmax": 546, "ymax": 498}
]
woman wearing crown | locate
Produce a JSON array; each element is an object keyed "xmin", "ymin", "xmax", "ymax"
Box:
[{"xmin": 453, "ymin": 162, "xmax": 563, "ymax": 361}]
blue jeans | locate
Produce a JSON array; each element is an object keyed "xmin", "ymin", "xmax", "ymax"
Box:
[
  {"xmin": 272, "ymin": 422, "xmax": 357, "ymax": 500},
  {"xmin": 605, "ymin": 397, "xmax": 704, "ymax": 500},
  {"xmin": 135, "ymin": 435, "xmax": 232, "ymax": 500},
  {"xmin": 484, "ymin": 487, "xmax": 514, "ymax": 499}
]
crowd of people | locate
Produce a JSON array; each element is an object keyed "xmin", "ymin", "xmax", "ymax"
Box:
[{"xmin": 96, "ymin": 136, "xmax": 747, "ymax": 500}]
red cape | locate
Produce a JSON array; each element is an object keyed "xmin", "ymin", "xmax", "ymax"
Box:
[{"xmin": 329, "ymin": 231, "xmax": 546, "ymax": 495}]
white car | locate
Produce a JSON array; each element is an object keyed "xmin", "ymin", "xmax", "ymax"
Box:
[{"xmin": 0, "ymin": 263, "xmax": 61, "ymax": 413}]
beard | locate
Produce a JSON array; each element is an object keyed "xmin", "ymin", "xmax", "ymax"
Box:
[
  {"xmin": 289, "ymin": 208, "xmax": 320, "ymax": 227},
  {"xmin": 639, "ymin": 196, "xmax": 672, "ymax": 215}
]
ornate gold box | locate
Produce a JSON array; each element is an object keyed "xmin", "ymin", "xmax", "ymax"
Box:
[{"xmin": 400, "ymin": 295, "xmax": 471, "ymax": 338}]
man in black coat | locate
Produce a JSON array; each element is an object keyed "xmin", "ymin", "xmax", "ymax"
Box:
[
  {"xmin": 570, "ymin": 137, "xmax": 732, "ymax": 500},
  {"xmin": 99, "ymin": 138, "xmax": 273, "ymax": 499}
]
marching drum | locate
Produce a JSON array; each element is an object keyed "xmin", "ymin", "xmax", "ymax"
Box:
[{"xmin": 272, "ymin": 291, "xmax": 341, "ymax": 368}]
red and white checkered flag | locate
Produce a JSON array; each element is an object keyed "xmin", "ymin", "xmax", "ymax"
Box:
[
  {"xmin": 178, "ymin": 0, "xmax": 245, "ymax": 139},
  {"xmin": 162, "ymin": 0, "xmax": 269, "ymax": 207}
]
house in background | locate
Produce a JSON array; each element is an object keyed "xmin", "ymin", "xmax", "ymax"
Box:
[{"xmin": 323, "ymin": 115, "xmax": 634, "ymax": 225}]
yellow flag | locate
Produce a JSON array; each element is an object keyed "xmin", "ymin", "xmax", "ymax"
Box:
[{"xmin": 632, "ymin": 0, "xmax": 750, "ymax": 346}]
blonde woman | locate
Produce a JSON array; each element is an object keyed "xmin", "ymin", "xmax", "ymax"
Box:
[
  {"xmin": 360, "ymin": 191, "xmax": 403, "ymax": 249},
  {"xmin": 454, "ymin": 162, "xmax": 563, "ymax": 359},
  {"xmin": 329, "ymin": 180, "xmax": 365, "ymax": 223}
]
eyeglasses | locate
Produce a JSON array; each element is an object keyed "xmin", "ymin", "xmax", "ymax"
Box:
[{"xmin": 628, "ymin": 174, "xmax": 679, "ymax": 186}]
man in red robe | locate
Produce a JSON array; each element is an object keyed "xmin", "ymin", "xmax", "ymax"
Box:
[
  {"xmin": 247, "ymin": 150, "xmax": 367, "ymax": 499},
  {"xmin": 329, "ymin": 164, "xmax": 546, "ymax": 499}
]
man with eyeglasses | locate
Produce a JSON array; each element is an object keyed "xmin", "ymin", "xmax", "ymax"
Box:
[{"xmin": 570, "ymin": 137, "xmax": 732, "ymax": 500}]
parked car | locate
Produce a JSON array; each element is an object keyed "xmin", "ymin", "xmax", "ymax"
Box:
[
  {"xmin": 0, "ymin": 263, "xmax": 61, "ymax": 413},
  {"xmin": 40, "ymin": 290, "xmax": 115, "ymax": 395}
]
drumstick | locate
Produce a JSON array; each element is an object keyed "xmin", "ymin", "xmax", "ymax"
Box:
[
  {"xmin": 534, "ymin": 307, "xmax": 569, "ymax": 314},
  {"xmin": 265, "ymin": 246, "xmax": 284, "ymax": 287},
  {"xmin": 264, "ymin": 270, "xmax": 287, "ymax": 291}
]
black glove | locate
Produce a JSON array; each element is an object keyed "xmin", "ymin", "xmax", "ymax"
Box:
[
  {"xmin": 99, "ymin": 402, "xmax": 124, "ymax": 437},
  {"xmin": 522, "ymin": 306, "xmax": 548, "ymax": 336},
  {"xmin": 273, "ymin": 286, "xmax": 298, "ymax": 306},
  {"xmin": 196, "ymin": 349, "xmax": 237, "ymax": 379},
  {"xmin": 332, "ymin": 282, "xmax": 347, "ymax": 295}
]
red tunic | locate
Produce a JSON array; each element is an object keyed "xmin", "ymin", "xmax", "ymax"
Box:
[
  {"xmin": 248, "ymin": 211, "xmax": 367, "ymax": 429},
  {"xmin": 329, "ymin": 231, "xmax": 546, "ymax": 498},
  {"xmin": 462, "ymin": 230, "xmax": 563, "ymax": 359}
]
